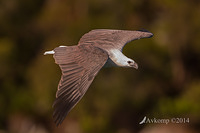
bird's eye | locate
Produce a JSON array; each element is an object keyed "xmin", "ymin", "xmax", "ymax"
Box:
[{"xmin": 127, "ymin": 61, "xmax": 132, "ymax": 64}]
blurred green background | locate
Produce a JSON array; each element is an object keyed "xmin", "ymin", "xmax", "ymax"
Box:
[{"xmin": 0, "ymin": 0, "xmax": 200, "ymax": 133}]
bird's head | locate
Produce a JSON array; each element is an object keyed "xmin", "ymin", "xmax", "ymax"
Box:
[{"xmin": 127, "ymin": 60, "xmax": 138, "ymax": 69}]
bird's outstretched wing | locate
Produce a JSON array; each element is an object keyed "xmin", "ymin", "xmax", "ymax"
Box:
[
  {"xmin": 52, "ymin": 45, "xmax": 108, "ymax": 126},
  {"xmin": 78, "ymin": 29, "xmax": 153, "ymax": 51}
]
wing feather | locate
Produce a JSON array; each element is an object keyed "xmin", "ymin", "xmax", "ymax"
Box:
[
  {"xmin": 78, "ymin": 29, "xmax": 153, "ymax": 51},
  {"xmin": 52, "ymin": 44, "xmax": 108, "ymax": 126}
]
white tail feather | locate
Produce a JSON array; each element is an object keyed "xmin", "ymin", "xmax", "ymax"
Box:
[{"xmin": 44, "ymin": 50, "xmax": 55, "ymax": 55}]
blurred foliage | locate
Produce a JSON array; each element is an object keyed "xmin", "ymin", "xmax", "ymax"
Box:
[{"xmin": 0, "ymin": 0, "xmax": 200, "ymax": 133}]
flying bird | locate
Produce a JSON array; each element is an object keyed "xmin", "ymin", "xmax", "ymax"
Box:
[{"xmin": 44, "ymin": 29, "xmax": 153, "ymax": 126}]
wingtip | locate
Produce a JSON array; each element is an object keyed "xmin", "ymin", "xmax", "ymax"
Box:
[
  {"xmin": 53, "ymin": 113, "xmax": 67, "ymax": 127},
  {"xmin": 137, "ymin": 29, "xmax": 154, "ymax": 38},
  {"xmin": 148, "ymin": 32, "xmax": 154, "ymax": 38},
  {"xmin": 53, "ymin": 111, "xmax": 63, "ymax": 127},
  {"xmin": 137, "ymin": 28, "xmax": 150, "ymax": 32}
]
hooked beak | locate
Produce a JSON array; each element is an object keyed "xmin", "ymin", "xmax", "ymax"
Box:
[{"xmin": 131, "ymin": 62, "xmax": 138, "ymax": 69}]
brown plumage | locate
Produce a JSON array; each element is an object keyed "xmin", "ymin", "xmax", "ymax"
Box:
[
  {"xmin": 44, "ymin": 29, "xmax": 153, "ymax": 126},
  {"xmin": 52, "ymin": 45, "xmax": 108, "ymax": 125}
]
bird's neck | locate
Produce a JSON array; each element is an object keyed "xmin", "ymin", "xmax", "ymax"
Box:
[{"xmin": 105, "ymin": 49, "xmax": 130, "ymax": 67}]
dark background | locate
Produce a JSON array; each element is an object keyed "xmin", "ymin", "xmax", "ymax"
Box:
[{"xmin": 0, "ymin": 0, "xmax": 200, "ymax": 133}]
